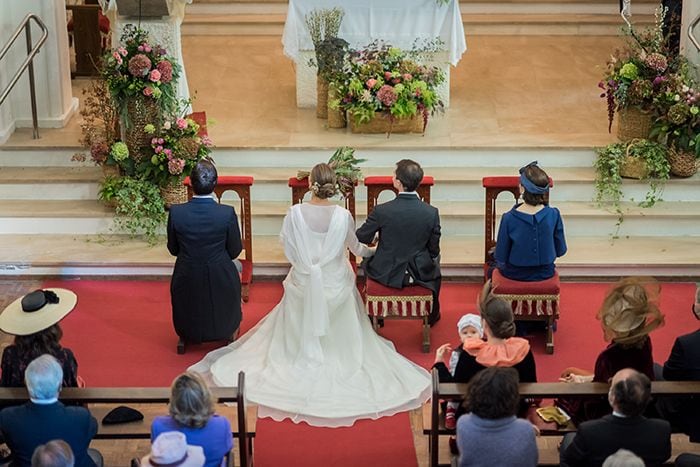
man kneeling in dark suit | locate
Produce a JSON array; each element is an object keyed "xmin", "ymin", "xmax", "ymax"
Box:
[
  {"xmin": 560, "ymin": 368, "xmax": 671, "ymax": 467},
  {"xmin": 0, "ymin": 355, "xmax": 101, "ymax": 467},
  {"xmin": 356, "ymin": 159, "xmax": 442, "ymax": 325},
  {"xmin": 168, "ymin": 160, "xmax": 243, "ymax": 353}
]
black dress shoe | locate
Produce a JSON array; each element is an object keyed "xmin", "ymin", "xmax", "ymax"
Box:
[
  {"xmin": 177, "ymin": 338, "xmax": 186, "ymax": 354},
  {"xmin": 428, "ymin": 313, "xmax": 441, "ymax": 327}
]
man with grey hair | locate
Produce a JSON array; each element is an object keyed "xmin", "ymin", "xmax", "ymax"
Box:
[
  {"xmin": 560, "ymin": 368, "xmax": 671, "ymax": 467},
  {"xmin": 0, "ymin": 355, "xmax": 99, "ymax": 467},
  {"xmin": 31, "ymin": 440, "xmax": 74, "ymax": 467},
  {"xmin": 602, "ymin": 449, "xmax": 644, "ymax": 467}
]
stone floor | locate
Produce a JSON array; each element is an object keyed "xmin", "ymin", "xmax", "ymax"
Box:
[{"xmin": 5, "ymin": 35, "xmax": 623, "ymax": 149}]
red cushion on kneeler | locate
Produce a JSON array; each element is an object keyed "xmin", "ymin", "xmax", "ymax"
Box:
[
  {"xmin": 239, "ymin": 259, "xmax": 252, "ymax": 285},
  {"xmin": 491, "ymin": 269, "xmax": 559, "ymax": 317},
  {"xmin": 365, "ymin": 278, "xmax": 432, "ymax": 317},
  {"xmin": 491, "ymin": 269, "xmax": 560, "ymax": 295},
  {"xmin": 364, "ymin": 175, "xmax": 434, "ymax": 186},
  {"xmin": 288, "ymin": 177, "xmax": 309, "ymax": 188}
]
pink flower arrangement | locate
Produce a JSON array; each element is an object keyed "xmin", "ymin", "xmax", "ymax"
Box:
[
  {"xmin": 112, "ymin": 52, "xmax": 123, "ymax": 65},
  {"xmin": 128, "ymin": 54, "xmax": 152, "ymax": 77},
  {"xmin": 156, "ymin": 61, "xmax": 173, "ymax": 83}
]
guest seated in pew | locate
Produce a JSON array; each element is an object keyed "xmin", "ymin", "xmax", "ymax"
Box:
[
  {"xmin": 456, "ymin": 367, "xmax": 538, "ymax": 467},
  {"xmin": 151, "ymin": 372, "xmax": 232, "ymax": 467},
  {"xmin": 432, "ymin": 313, "xmax": 483, "ymax": 429},
  {"xmin": 0, "ymin": 289, "xmax": 79, "ymax": 388},
  {"xmin": 31, "ymin": 440, "xmax": 75, "ymax": 467},
  {"xmin": 676, "ymin": 453, "xmax": 700, "ymax": 467},
  {"xmin": 655, "ymin": 284, "xmax": 700, "ymax": 442},
  {"xmin": 559, "ymin": 368, "xmax": 671, "ymax": 467},
  {"xmin": 493, "ymin": 161, "xmax": 567, "ymax": 282},
  {"xmin": 141, "ymin": 431, "xmax": 205, "ymax": 467},
  {"xmin": 0, "ymin": 355, "xmax": 101, "ymax": 467},
  {"xmin": 434, "ymin": 283, "xmax": 537, "ymax": 429},
  {"xmin": 557, "ymin": 278, "xmax": 664, "ymax": 423}
]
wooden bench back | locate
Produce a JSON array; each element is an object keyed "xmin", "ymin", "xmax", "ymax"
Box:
[
  {"xmin": 429, "ymin": 369, "xmax": 700, "ymax": 467},
  {"xmin": 0, "ymin": 372, "xmax": 252, "ymax": 467}
]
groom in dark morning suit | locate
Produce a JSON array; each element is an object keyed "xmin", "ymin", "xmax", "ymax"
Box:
[
  {"xmin": 356, "ymin": 159, "xmax": 442, "ymax": 325},
  {"xmin": 168, "ymin": 159, "xmax": 243, "ymax": 354}
]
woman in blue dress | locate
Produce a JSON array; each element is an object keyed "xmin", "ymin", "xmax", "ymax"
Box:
[{"xmin": 494, "ymin": 161, "xmax": 567, "ymax": 282}]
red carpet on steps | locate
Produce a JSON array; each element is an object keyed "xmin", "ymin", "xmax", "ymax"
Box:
[{"xmin": 42, "ymin": 279, "xmax": 698, "ymax": 466}]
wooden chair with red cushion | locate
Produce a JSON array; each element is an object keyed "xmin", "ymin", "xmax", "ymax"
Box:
[
  {"xmin": 184, "ymin": 175, "xmax": 254, "ymax": 303},
  {"xmin": 362, "ymin": 175, "xmax": 435, "ymax": 353},
  {"xmin": 482, "ymin": 176, "xmax": 559, "ymax": 354}
]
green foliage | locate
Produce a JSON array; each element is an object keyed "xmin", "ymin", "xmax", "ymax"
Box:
[
  {"xmin": 296, "ymin": 146, "xmax": 366, "ymax": 199},
  {"xmin": 111, "ymin": 176, "xmax": 167, "ymax": 244},
  {"xmin": 98, "ymin": 175, "xmax": 122, "ymax": 204},
  {"xmin": 594, "ymin": 140, "xmax": 670, "ymax": 236}
]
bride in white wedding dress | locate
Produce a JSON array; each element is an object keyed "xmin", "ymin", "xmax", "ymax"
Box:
[{"xmin": 190, "ymin": 163, "xmax": 431, "ymax": 427}]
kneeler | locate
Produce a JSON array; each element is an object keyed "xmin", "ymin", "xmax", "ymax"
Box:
[
  {"xmin": 365, "ymin": 278, "xmax": 432, "ymax": 353},
  {"xmin": 483, "ymin": 176, "xmax": 559, "ymax": 354}
]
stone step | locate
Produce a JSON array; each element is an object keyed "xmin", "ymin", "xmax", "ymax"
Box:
[
  {"xmin": 181, "ymin": 13, "xmax": 655, "ymax": 36},
  {"xmin": 0, "ymin": 234, "xmax": 696, "ymax": 277},
  {"xmin": 0, "ymin": 199, "xmax": 698, "ymax": 238},
  {"xmin": 1, "ymin": 165, "xmax": 698, "ymax": 203}
]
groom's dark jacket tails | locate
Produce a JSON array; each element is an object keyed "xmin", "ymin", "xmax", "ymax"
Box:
[
  {"xmin": 167, "ymin": 197, "xmax": 243, "ymax": 343},
  {"xmin": 356, "ymin": 194, "xmax": 441, "ymax": 291}
]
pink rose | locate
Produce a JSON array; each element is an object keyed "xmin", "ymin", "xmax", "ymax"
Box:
[
  {"xmin": 137, "ymin": 45, "xmax": 144, "ymax": 52},
  {"xmin": 164, "ymin": 148, "xmax": 173, "ymax": 157},
  {"xmin": 155, "ymin": 145, "xmax": 163, "ymax": 153},
  {"xmin": 142, "ymin": 43, "xmax": 152, "ymax": 53},
  {"xmin": 118, "ymin": 47, "xmax": 128, "ymax": 57},
  {"xmin": 176, "ymin": 118, "xmax": 187, "ymax": 130},
  {"xmin": 392, "ymin": 78, "xmax": 401, "ymax": 84},
  {"xmin": 149, "ymin": 69, "xmax": 161, "ymax": 82},
  {"xmin": 384, "ymin": 72, "xmax": 392, "ymax": 80},
  {"xmin": 366, "ymin": 78, "xmax": 377, "ymax": 89},
  {"xmin": 151, "ymin": 138, "xmax": 158, "ymax": 145},
  {"xmin": 142, "ymin": 86, "xmax": 153, "ymax": 97},
  {"xmin": 403, "ymin": 74, "xmax": 412, "ymax": 81},
  {"xmin": 158, "ymin": 138, "xmax": 165, "ymax": 144},
  {"xmin": 112, "ymin": 52, "xmax": 122, "ymax": 65}
]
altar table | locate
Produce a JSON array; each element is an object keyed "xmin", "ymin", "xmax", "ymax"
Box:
[{"xmin": 282, "ymin": 0, "xmax": 466, "ymax": 108}]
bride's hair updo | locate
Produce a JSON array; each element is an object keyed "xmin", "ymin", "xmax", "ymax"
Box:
[{"xmin": 310, "ymin": 163, "xmax": 338, "ymax": 199}]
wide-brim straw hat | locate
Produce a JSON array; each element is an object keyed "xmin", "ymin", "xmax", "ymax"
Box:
[
  {"xmin": 0, "ymin": 288, "xmax": 77, "ymax": 336},
  {"xmin": 599, "ymin": 278, "xmax": 664, "ymax": 344}
]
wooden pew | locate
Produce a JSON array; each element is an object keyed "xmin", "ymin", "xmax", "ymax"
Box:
[
  {"xmin": 0, "ymin": 372, "xmax": 255, "ymax": 467},
  {"xmin": 426, "ymin": 369, "xmax": 700, "ymax": 467}
]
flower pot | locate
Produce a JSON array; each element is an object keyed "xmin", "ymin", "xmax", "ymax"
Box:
[
  {"xmin": 317, "ymin": 76, "xmax": 329, "ymax": 119},
  {"xmin": 101, "ymin": 164, "xmax": 121, "ymax": 178},
  {"xmin": 160, "ymin": 180, "xmax": 187, "ymax": 209},
  {"xmin": 349, "ymin": 112, "xmax": 424, "ymax": 134},
  {"xmin": 124, "ymin": 96, "xmax": 159, "ymax": 163},
  {"xmin": 327, "ymin": 84, "xmax": 346, "ymax": 129},
  {"xmin": 668, "ymin": 148, "xmax": 698, "ymax": 178},
  {"xmin": 616, "ymin": 107, "xmax": 652, "ymax": 142}
]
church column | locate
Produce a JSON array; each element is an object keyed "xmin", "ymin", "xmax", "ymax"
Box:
[{"xmin": 0, "ymin": 0, "xmax": 78, "ymax": 144}]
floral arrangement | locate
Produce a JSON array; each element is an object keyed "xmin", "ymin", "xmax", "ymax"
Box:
[
  {"xmin": 102, "ymin": 25, "xmax": 181, "ymax": 125},
  {"xmin": 599, "ymin": 7, "xmax": 678, "ymax": 132},
  {"xmin": 138, "ymin": 114, "xmax": 213, "ymax": 187},
  {"xmin": 297, "ymin": 146, "xmax": 366, "ymax": 198},
  {"xmin": 72, "ymin": 79, "xmax": 121, "ymax": 167},
  {"xmin": 331, "ymin": 41, "xmax": 445, "ymax": 129},
  {"xmin": 650, "ymin": 67, "xmax": 700, "ymax": 158}
]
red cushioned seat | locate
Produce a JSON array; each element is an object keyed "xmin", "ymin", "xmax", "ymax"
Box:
[
  {"xmin": 482, "ymin": 176, "xmax": 554, "ymax": 189},
  {"xmin": 188, "ymin": 111, "xmax": 208, "ymax": 137},
  {"xmin": 366, "ymin": 277, "xmax": 432, "ymax": 297},
  {"xmin": 364, "ymin": 175, "xmax": 434, "ymax": 186},
  {"xmin": 288, "ymin": 177, "xmax": 309, "ymax": 188},
  {"xmin": 183, "ymin": 176, "xmax": 254, "ymax": 187},
  {"xmin": 491, "ymin": 269, "xmax": 560, "ymax": 295},
  {"xmin": 365, "ymin": 278, "xmax": 432, "ymax": 352}
]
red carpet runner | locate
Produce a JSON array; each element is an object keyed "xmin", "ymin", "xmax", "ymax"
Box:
[{"xmin": 42, "ymin": 279, "xmax": 698, "ymax": 466}]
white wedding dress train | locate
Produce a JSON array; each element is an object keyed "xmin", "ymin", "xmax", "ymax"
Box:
[{"xmin": 189, "ymin": 204, "xmax": 431, "ymax": 427}]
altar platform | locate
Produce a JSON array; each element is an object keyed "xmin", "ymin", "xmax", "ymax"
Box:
[
  {"xmin": 1, "ymin": 35, "xmax": 699, "ymax": 279},
  {"xmin": 5, "ymin": 35, "xmax": 623, "ymax": 149}
]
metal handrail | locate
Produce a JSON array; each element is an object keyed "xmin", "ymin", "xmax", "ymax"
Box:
[
  {"xmin": 620, "ymin": 0, "xmax": 632, "ymax": 29},
  {"xmin": 689, "ymin": 11, "xmax": 700, "ymax": 52},
  {"xmin": 0, "ymin": 14, "xmax": 49, "ymax": 139}
]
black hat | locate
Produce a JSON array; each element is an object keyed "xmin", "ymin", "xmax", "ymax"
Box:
[{"xmin": 102, "ymin": 406, "xmax": 144, "ymax": 425}]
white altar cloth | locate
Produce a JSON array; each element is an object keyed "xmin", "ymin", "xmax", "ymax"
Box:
[
  {"xmin": 100, "ymin": 0, "xmax": 192, "ymax": 111},
  {"xmin": 282, "ymin": 0, "xmax": 466, "ymax": 108}
]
